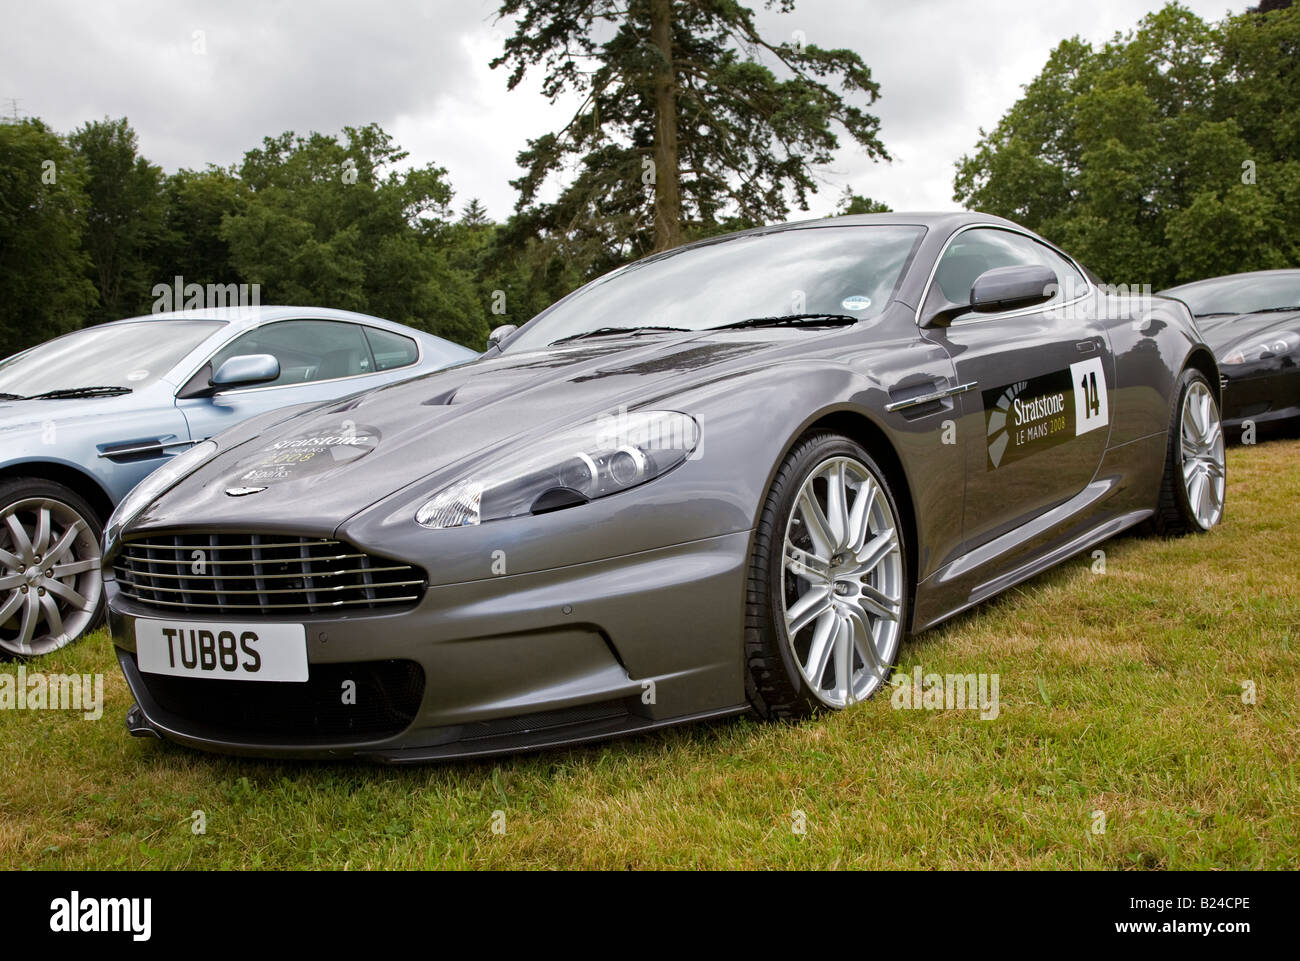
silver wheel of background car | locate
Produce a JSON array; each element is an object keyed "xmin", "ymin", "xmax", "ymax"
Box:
[
  {"xmin": 781, "ymin": 455, "xmax": 904, "ymax": 708},
  {"xmin": 1180, "ymin": 381, "xmax": 1226, "ymax": 530},
  {"xmin": 0, "ymin": 497, "xmax": 103, "ymax": 656}
]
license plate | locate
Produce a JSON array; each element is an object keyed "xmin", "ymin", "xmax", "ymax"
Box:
[{"xmin": 134, "ymin": 619, "xmax": 308, "ymax": 682}]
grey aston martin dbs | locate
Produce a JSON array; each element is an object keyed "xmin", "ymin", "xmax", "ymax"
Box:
[{"xmin": 104, "ymin": 213, "xmax": 1224, "ymax": 761}]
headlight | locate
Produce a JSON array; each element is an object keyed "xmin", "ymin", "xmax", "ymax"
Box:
[
  {"xmin": 1223, "ymin": 331, "xmax": 1300, "ymax": 366},
  {"xmin": 104, "ymin": 440, "xmax": 219, "ymax": 548},
  {"xmin": 416, "ymin": 410, "xmax": 700, "ymax": 529}
]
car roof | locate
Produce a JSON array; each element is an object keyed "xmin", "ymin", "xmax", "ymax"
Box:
[
  {"xmin": 100, "ymin": 305, "xmax": 428, "ymax": 336},
  {"xmin": 1163, "ymin": 268, "xmax": 1300, "ymax": 294}
]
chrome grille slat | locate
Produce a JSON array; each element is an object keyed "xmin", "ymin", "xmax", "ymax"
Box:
[
  {"xmin": 114, "ymin": 533, "xmax": 426, "ymax": 617},
  {"xmin": 116, "ymin": 553, "xmax": 368, "ymax": 567},
  {"xmin": 116, "ymin": 577, "xmax": 425, "ymax": 596},
  {"xmin": 114, "ymin": 565, "xmax": 412, "ymax": 581},
  {"xmin": 113, "ymin": 591, "xmax": 423, "ymax": 611}
]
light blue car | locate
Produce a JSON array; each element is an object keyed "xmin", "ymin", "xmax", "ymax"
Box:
[{"xmin": 0, "ymin": 306, "xmax": 477, "ymax": 655}]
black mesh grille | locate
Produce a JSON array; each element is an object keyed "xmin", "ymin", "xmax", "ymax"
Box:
[
  {"xmin": 134, "ymin": 657, "xmax": 424, "ymax": 741},
  {"xmin": 114, "ymin": 533, "xmax": 425, "ymax": 616}
]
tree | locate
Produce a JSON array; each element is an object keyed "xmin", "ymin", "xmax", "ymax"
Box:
[
  {"xmin": 151, "ymin": 165, "xmax": 248, "ymax": 292},
  {"xmin": 0, "ymin": 118, "xmax": 97, "ymax": 354},
  {"xmin": 492, "ymin": 0, "xmax": 888, "ymax": 274},
  {"xmin": 221, "ymin": 124, "xmax": 487, "ymax": 346},
  {"xmin": 68, "ymin": 117, "xmax": 167, "ymax": 322},
  {"xmin": 837, "ymin": 189, "xmax": 890, "ymax": 215},
  {"xmin": 954, "ymin": 3, "xmax": 1300, "ymax": 287}
]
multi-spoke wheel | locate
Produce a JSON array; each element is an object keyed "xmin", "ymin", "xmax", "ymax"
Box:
[
  {"xmin": 1151, "ymin": 369, "xmax": 1226, "ymax": 536},
  {"xmin": 0, "ymin": 480, "xmax": 104, "ymax": 657},
  {"xmin": 745, "ymin": 433, "xmax": 908, "ymax": 717}
]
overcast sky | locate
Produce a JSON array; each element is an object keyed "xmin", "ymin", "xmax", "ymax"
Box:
[{"xmin": 1, "ymin": 0, "xmax": 1238, "ymax": 221}]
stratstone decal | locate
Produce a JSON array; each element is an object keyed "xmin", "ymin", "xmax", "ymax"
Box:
[
  {"xmin": 235, "ymin": 421, "xmax": 381, "ymax": 484},
  {"xmin": 984, "ymin": 360, "xmax": 1108, "ymax": 469}
]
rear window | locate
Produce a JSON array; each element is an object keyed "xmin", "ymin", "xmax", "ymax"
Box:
[{"xmin": 364, "ymin": 327, "xmax": 419, "ymax": 371}]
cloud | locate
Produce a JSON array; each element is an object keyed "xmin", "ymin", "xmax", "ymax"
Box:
[{"xmin": 0, "ymin": 0, "xmax": 1240, "ymax": 220}]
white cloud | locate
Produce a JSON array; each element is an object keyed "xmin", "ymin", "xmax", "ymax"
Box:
[{"xmin": 0, "ymin": 0, "xmax": 1241, "ymax": 221}]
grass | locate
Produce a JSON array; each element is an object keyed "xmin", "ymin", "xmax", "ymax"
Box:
[{"xmin": 2, "ymin": 439, "xmax": 1298, "ymax": 870}]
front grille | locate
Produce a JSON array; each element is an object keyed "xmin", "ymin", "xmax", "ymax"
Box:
[
  {"xmin": 114, "ymin": 534, "xmax": 425, "ymax": 616},
  {"xmin": 134, "ymin": 657, "xmax": 424, "ymax": 741}
]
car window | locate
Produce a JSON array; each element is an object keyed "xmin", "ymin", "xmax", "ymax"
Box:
[
  {"xmin": 503, "ymin": 225, "xmax": 926, "ymax": 353},
  {"xmin": 0, "ymin": 321, "xmax": 224, "ymax": 395},
  {"xmin": 934, "ymin": 228, "xmax": 1087, "ymax": 314},
  {"xmin": 207, "ymin": 321, "xmax": 375, "ymax": 389},
  {"xmin": 363, "ymin": 327, "xmax": 419, "ymax": 371}
]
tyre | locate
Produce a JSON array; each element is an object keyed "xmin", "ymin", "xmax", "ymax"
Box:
[
  {"xmin": 0, "ymin": 478, "xmax": 104, "ymax": 657},
  {"xmin": 1150, "ymin": 369, "xmax": 1226, "ymax": 537},
  {"xmin": 745, "ymin": 432, "xmax": 909, "ymax": 719}
]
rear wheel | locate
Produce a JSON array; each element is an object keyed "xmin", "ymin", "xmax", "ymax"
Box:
[
  {"xmin": 0, "ymin": 479, "xmax": 104, "ymax": 657},
  {"xmin": 1151, "ymin": 369, "xmax": 1226, "ymax": 536},
  {"xmin": 745, "ymin": 433, "xmax": 908, "ymax": 719}
]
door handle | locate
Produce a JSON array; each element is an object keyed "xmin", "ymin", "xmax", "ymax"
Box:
[{"xmin": 1075, "ymin": 340, "xmax": 1097, "ymax": 353}]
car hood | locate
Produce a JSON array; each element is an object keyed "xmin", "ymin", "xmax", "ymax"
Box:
[
  {"xmin": 0, "ymin": 393, "xmax": 138, "ymax": 432},
  {"xmin": 134, "ymin": 330, "xmax": 810, "ymax": 533},
  {"xmin": 1196, "ymin": 310, "xmax": 1300, "ymax": 352}
]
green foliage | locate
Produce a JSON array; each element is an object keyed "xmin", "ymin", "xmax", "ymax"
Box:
[
  {"xmin": 837, "ymin": 190, "xmax": 891, "ymax": 215},
  {"xmin": 68, "ymin": 117, "xmax": 168, "ymax": 322},
  {"xmin": 954, "ymin": 3, "xmax": 1300, "ymax": 287},
  {"xmin": 493, "ymin": 0, "xmax": 887, "ymax": 273},
  {"xmin": 0, "ymin": 118, "xmax": 97, "ymax": 353},
  {"xmin": 221, "ymin": 124, "xmax": 488, "ymax": 346}
]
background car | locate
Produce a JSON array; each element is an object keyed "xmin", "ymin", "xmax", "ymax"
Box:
[
  {"xmin": 0, "ymin": 306, "xmax": 476, "ymax": 656},
  {"xmin": 1160, "ymin": 269, "xmax": 1300, "ymax": 439},
  {"xmin": 103, "ymin": 213, "xmax": 1224, "ymax": 762}
]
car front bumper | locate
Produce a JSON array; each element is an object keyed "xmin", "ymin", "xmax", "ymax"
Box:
[{"xmin": 107, "ymin": 529, "xmax": 753, "ymax": 762}]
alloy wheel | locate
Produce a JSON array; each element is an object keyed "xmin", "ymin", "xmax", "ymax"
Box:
[
  {"xmin": 781, "ymin": 456, "xmax": 904, "ymax": 708},
  {"xmin": 1180, "ymin": 381, "xmax": 1226, "ymax": 530},
  {"xmin": 0, "ymin": 498, "xmax": 102, "ymax": 656}
]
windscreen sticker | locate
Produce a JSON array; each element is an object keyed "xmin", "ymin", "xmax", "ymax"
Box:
[
  {"xmin": 984, "ymin": 361, "xmax": 1108, "ymax": 470},
  {"xmin": 235, "ymin": 421, "xmax": 381, "ymax": 484},
  {"xmin": 841, "ymin": 295, "xmax": 872, "ymax": 311}
]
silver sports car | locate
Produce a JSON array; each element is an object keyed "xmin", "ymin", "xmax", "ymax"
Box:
[
  {"xmin": 104, "ymin": 213, "xmax": 1225, "ymax": 761},
  {"xmin": 0, "ymin": 307, "xmax": 475, "ymax": 656}
]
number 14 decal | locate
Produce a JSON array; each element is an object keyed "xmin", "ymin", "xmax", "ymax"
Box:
[{"xmin": 1070, "ymin": 357, "xmax": 1109, "ymax": 436}]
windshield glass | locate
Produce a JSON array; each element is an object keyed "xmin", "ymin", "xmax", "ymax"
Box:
[
  {"xmin": 1166, "ymin": 272, "xmax": 1300, "ymax": 317},
  {"xmin": 0, "ymin": 320, "xmax": 223, "ymax": 396},
  {"xmin": 504, "ymin": 224, "xmax": 926, "ymax": 353}
]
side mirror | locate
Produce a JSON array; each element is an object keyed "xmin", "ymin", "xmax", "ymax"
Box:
[
  {"xmin": 970, "ymin": 265, "xmax": 1057, "ymax": 313},
  {"xmin": 211, "ymin": 354, "xmax": 280, "ymax": 390},
  {"xmin": 486, "ymin": 324, "xmax": 518, "ymax": 351}
]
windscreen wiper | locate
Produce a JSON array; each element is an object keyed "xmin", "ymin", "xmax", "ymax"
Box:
[
  {"xmin": 710, "ymin": 313, "xmax": 859, "ymax": 331},
  {"xmin": 1246, "ymin": 306, "xmax": 1300, "ymax": 314},
  {"xmin": 549, "ymin": 325, "xmax": 691, "ymax": 345},
  {"xmin": 0, "ymin": 392, "xmax": 26, "ymax": 400},
  {"xmin": 27, "ymin": 385, "xmax": 133, "ymax": 400}
]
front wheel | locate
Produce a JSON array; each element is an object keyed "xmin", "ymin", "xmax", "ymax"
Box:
[
  {"xmin": 745, "ymin": 433, "xmax": 909, "ymax": 719},
  {"xmin": 0, "ymin": 479, "xmax": 104, "ymax": 657},
  {"xmin": 1151, "ymin": 369, "xmax": 1226, "ymax": 536}
]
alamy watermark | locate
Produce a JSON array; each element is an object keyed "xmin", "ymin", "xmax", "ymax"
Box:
[
  {"xmin": 0, "ymin": 667, "xmax": 103, "ymax": 720},
  {"xmin": 152, "ymin": 275, "xmax": 261, "ymax": 314},
  {"xmin": 890, "ymin": 666, "xmax": 1000, "ymax": 720}
]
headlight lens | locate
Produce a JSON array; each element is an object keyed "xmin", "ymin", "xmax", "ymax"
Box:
[
  {"xmin": 104, "ymin": 440, "xmax": 219, "ymax": 548},
  {"xmin": 416, "ymin": 410, "xmax": 700, "ymax": 529},
  {"xmin": 1223, "ymin": 330, "xmax": 1300, "ymax": 365}
]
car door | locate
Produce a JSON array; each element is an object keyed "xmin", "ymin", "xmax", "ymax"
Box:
[
  {"xmin": 175, "ymin": 319, "xmax": 418, "ymax": 443},
  {"xmin": 919, "ymin": 226, "xmax": 1114, "ymax": 551}
]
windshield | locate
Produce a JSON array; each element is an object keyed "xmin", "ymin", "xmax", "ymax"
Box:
[
  {"xmin": 0, "ymin": 320, "xmax": 223, "ymax": 397},
  {"xmin": 1165, "ymin": 272, "xmax": 1300, "ymax": 317},
  {"xmin": 503, "ymin": 224, "xmax": 926, "ymax": 353}
]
